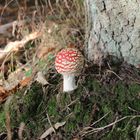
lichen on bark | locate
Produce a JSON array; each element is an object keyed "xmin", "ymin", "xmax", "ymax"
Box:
[{"xmin": 85, "ymin": 0, "xmax": 140, "ymax": 67}]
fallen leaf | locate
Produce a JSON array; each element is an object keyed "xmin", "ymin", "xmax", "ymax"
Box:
[
  {"xmin": 0, "ymin": 87, "xmax": 9, "ymax": 102},
  {"xmin": 54, "ymin": 122, "xmax": 66, "ymax": 129},
  {"xmin": 68, "ymin": 43, "xmax": 76, "ymax": 48},
  {"xmin": 3, "ymin": 68, "xmax": 25, "ymax": 91},
  {"xmin": 36, "ymin": 71, "xmax": 48, "ymax": 85},
  {"xmin": 40, "ymin": 121, "xmax": 66, "ymax": 139},
  {"xmin": 0, "ymin": 65, "xmax": 32, "ymax": 102},
  {"xmin": 0, "ymin": 86, "xmax": 5, "ymax": 93},
  {"xmin": 20, "ymin": 77, "xmax": 32, "ymax": 88}
]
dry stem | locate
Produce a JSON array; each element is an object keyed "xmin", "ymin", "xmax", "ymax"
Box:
[{"xmin": 80, "ymin": 115, "xmax": 140, "ymax": 137}]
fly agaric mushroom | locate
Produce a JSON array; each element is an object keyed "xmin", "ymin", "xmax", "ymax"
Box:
[{"xmin": 55, "ymin": 48, "xmax": 84, "ymax": 92}]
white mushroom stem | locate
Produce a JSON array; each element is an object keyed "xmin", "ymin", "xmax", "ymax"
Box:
[{"xmin": 63, "ymin": 74, "xmax": 77, "ymax": 92}]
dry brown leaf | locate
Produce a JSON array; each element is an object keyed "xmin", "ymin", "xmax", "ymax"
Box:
[
  {"xmin": 3, "ymin": 68, "xmax": 25, "ymax": 91},
  {"xmin": 20, "ymin": 77, "xmax": 32, "ymax": 88},
  {"xmin": 0, "ymin": 69, "xmax": 32, "ymax": 103},
  {"xmin": 0, "ymin": 86, "xmax": 5, "ymax": 93},
  {"xmin": 0, "ymin": 87, "xmax": 9, "ymax": 102},
  {"xmin": 0, "ymin": 78, "xmax": 31, "ymax": 103},
  {"xmin": 54, "ymin": 122, "xmax": 66, "ymax": 129},
  {"xmin": 40, "ymin": 121, "xmax": 66, "ymax": 139},
  {"xmin": 36, "ymin": 71, "xmax": 48, "ymax": 85},
  {"xmin": 68, "ymin": 43, "xmax": 76, "ymax": 48},
  {"xmin": 0, "ymin": 65, "xmax": 32, "ymax": 103}
]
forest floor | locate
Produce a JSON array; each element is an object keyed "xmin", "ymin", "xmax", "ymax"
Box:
[{"xmin": 0, "ymin": 1, "xmax": 140, "ymax": 140}]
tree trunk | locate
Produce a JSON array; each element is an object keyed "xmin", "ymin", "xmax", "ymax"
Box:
[{"xmin": 85, "ymin": 0, "xmax": 140, "ymax": 67}]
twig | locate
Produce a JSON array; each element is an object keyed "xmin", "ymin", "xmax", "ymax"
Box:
[
  {"xmin": 80, "ymin": 115, "xmax": 140, "ymax": 137},
  {"xmin": 128, "ymin": 106, "xmax": 139, "ymax": 113},
  {"xmin": 61, "ymin": 98, "xmax": 79, "ymax": 112},
  {"xmin": 90, "ymin": 112, "xmax": 110, "ymax": 126},
  {"xmin": 40, "ymin": 121, "xmax": 66, "ymax": 139},
  {"xmin": 106, "ymin": 69, "xmax": 123, "ymax": 80},
  {"xmin": 136, "ymin": 125, "xmax": 140, "ymax": 140},
  {"xmin": 18, "ymin": 122, "xmax": 25, "ymax": 140},
  {"xmin": 4, "ymin": 96, "xmax": 13, "ymax": 140},
  {"xmin": 48, "ymin": 0, "xmax": 54, "ymax": 13},
  {"xmin": 0, "ymin": 20, "xmax": 25, "ymax": 36},
  {"xmin": 46, "ymin": 113, "xmax": 55, "ymax": 133},
  {"xmin": 0, "ymin": 0, "xmax": 15, "ymax": 19}
]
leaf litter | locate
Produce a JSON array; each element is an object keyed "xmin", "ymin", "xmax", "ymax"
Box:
[{"xmin": 0, "ymin": 1, "xmax": 140, "ymax": 140}]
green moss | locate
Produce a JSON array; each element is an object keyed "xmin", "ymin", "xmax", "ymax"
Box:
[
  {"xmin": 0, "ymin": 70, "xmax": 139, "ymax": 139},
  {"xmin": 47, "ymin": 96, "xmax": 59, "ymax": 117},
  {"xmin": 0, "ymin": 110, "xmax": 6, "ymax": 131},
  {"xmin": 6, "ymin": 84, "xmax": 47, "ymax": 138}
]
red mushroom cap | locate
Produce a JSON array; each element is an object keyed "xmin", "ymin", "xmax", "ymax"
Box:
[{"xmin": 55, "ymin": 48, "xmax": 84, "ymax": 74}]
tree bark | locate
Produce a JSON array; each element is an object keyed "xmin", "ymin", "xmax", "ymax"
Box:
[{"xmin": 85, "ymin": 0, "xmax": 140, "ymax": 67}]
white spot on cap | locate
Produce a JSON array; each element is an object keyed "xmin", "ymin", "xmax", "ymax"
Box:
[{"xmin": 58, "ymin": 55, "xmax": 62, "ymax": 59}]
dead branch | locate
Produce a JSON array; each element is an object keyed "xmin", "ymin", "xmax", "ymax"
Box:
[
  {"xmin": 0, "ymin": 31, "xmax": 42, "ymax": 63},
  {"xmin": 79, "ymin": 115, "xmax": 140, "ymax": 137}
]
